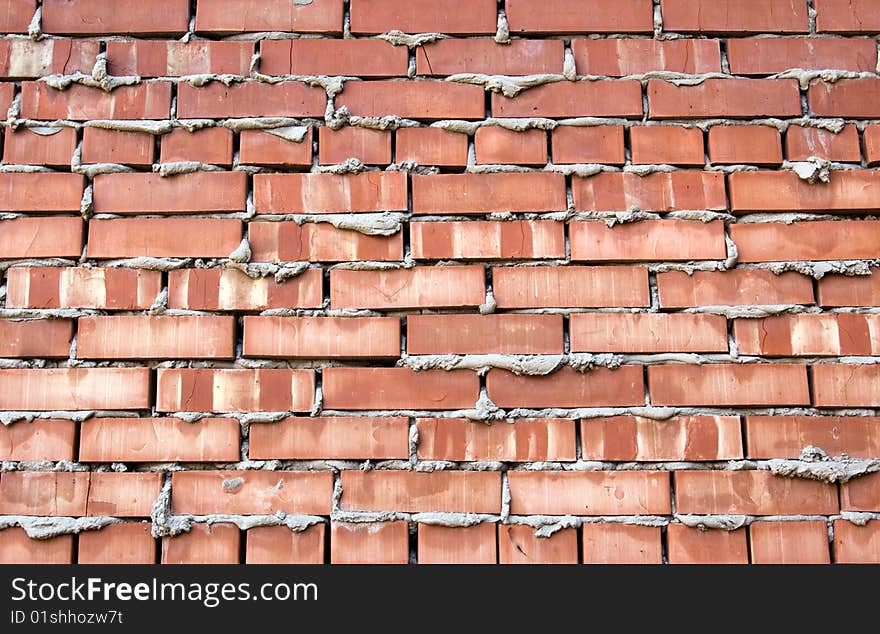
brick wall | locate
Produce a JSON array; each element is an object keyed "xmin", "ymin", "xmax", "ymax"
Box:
[{"xmin": 0, "ymin": 0, "xmax": 879, "ymax": 564}]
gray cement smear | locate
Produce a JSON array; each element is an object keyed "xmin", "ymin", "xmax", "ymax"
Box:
[
  {"xmin": 675, "ymin": 514, "xmax": 749, "ymax": 531},
  {"xmin": 766, "ymin": 446, "xmax": 880, "ymax": 484},
  {"xmin": 154, "ymin": 161, "xmax": 223, "ymax": 177},
  {"xmin": 770, "ymin": 68, "xmax": 876, "ymax": 90},
  {"xmin": 784, "ymin": 157, "xmax": 832, "ymax": 184},
  {"xmin": 377, "ymin": 31, "xmax": 447, "ymax": 48},
  {"xmin": 41, "ymin": 53, "xmax": 140, "ymax": 92},
  {"xmin": 495, "ymin": 10, "xmax": 510, "ymax": 44},
  {"xmin": 28, "ymin": 5, "xmax": 41, "ymax": 40},
  {"xmin": 316, "ymin": 158, "xmax": 365, "ymax": 174},
  {"xmin": 755, "ymin": 260, "xmax": 877, "ymax": 279},
  {"xmin": 0, "ymin": 516, "xmax": 122, "ymax": 540}
]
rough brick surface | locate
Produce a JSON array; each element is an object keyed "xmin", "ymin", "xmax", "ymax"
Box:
[{"xmin": 2, "ymin": 0, "xmax": 878, "ymax": 566}]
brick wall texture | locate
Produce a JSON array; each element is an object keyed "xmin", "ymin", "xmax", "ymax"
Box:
[{"xmin": 1, "ymin": 0, "xmax": 880, "ymax": 564}]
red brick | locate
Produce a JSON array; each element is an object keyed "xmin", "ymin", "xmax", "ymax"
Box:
[
  {"xmin": 93, "ymin": 172, "xmax": 246, "ymax": 214},
  {"xmin": 507, "ymin": 0, "xmax": 653, "ymax": 33},
  {"xmin": 728, "ymin": 37, "xmax": 876, "ymax": 75},
  {"xmin": 552, "ymin": 126, "xmax": 625, "ymax": 165},
  {"xmin": 82, "ymin": 127, "xmax": 154, "ymax": 167},
  {"xmin": 814, "ymin": 364, "xmax": 880, "ymax": 408},
  {"xmin": 249, "ymin": 221, "xmax": 403, "ymax": 263},
  {"xmin": 734, "ymin": 314, "xmax": 880, "ymax": 356},
  {"xmin": 0, "ymin": 82, "xmax": 11, "ymax": 114},
  {"xmin": 731, "ymin": 171, "xmax": 880, "ymax": 213},
  {"xmin": 0, "ymin": 0, "xmax": 35, "ymax": 33},
  {"xmin": 157, "ymin": 369, "xmax": 315, "ymax": 413},
  {"xmin": 246, "ymin": 525, "xmax": 324, "ymax": 564},
  {"xmin": 0, "ymin": 529, "xmax": 72, "ymax": 564},
  {"xmin": 159, "ymin": 127, "xmax": 233, "ymax": 166},
  {"xmin": 0, "ymin": 419, "xmax": 76, "ymax": 461},
  {"xmin": 416, "ymin": 418, "xmax": 576, "ymax": 462},
  {"xmin": 667, "ymin": 525, "xmax": 748, "ymax": 564},
  {"xmin": 77, "ymin": 316, "xmax": 236, "ymax": 360},
  {"xmin": 570, "ymin": 219, "xmax": 727, "ymax": 262},
  {"xmin": 661, "ymin": 0, "xmax": 809, "ymax": 33},
  {"xmin": 809, "ymin": 79, "xmax": 880, "ymax": 117},
  {"xmin": 239, "ymin": 129, "xmax": 312, "ymax": 168},
  {"xmin": 407, "ymin": 314, "xmax": 563, "ymax": 355},
  {"xmin": 833, "ymin": 520, "xmax": 880, "ymax": 563},
  {"xmin": 746, "ymin": 415, "xmax": 880, "ymax": 459},
  {"xmin": 86, "ymin": 472, "xmax": 162, "ymax": 517},
  {"xmin": 319, "ymin": 127, "xmax": 391, "ymax": 166},
  {"xmin": 261, "ymin": 39, "xmax": 406, "ymax": 77},
  {"xmin": 571, "ymin": 39, "xmax": 722, "ymax": 75},
  {"xmin": 499, "ymin": 525, "xmax": 578, "ymax": 564},
  {"xmin": 5, "ymin": 267, "xmax": 161, "ymax": 310},
  {"xmin": 750, "ymin": 521, "xmax": 831, "ymax": 564},
  {"xmin": 413, "ymin": 173, "xmax": 565, "ymax": 215},
  {"xmin": 657, "ymin": 270, "xmax": 815, "ymax": 308},
  {"xmin": 106, "ymin": 40, "xmax": 252, "ymax": 77},
  {"xmin": 410, "ymin": 220, "xmax": 565, "ymax": 260},
  {"xmin": 570, "ymin": 313, "xmax": 727, "ymax": 354},
  {"xmin": 708, "ymin": 125, "xmax": 783, "ymax": 165},
  {"xmin": 87, "ymin": 218, "xmax": 242, "ymax": 259},
  {"xmin": 0, "ymin": 319, "xmax": 73, "ymax": 358},
  {"xmin": 323, "ymin": 368, "xmax": 479, "ymax": 410},
  {"xmin": 842, "ymin": 473, "xmax": 880, "ymax": 511},
  {"xmin": 649, "ymin": 364, "xmax": 810, "ymax": 407},
  {"xmin": 0, "ymin": 173, "xmax": 83, "ymax": 212},
  {"xmin": 350, "ymin": 0, "xmax": 496, "ymax": 34},
  {"xmin": 572, "ymin": 172, "xmax": 727, "ymax": 212},
  {"xmin": 509, "ymin": 471, "xmax": 670, "ymax": 515},
  {"xmin": 0, "ymin": 217, "xmax": 83, "ymax": 259},
  {"xmin": 582, "ymin": 415, "xmax": 743, "ymax": 461},
  {"xmin": 0, "ymin": 368, "xmax": 150, "ymax": 411},
  {"xmin": 176, "ymin": 81, "xmax": 325, "ymax": 118},
  {"xmin": 255, "ymin": 172, "xmax": 407, "ymax": 214},
  {"xmin": 3, "ymin": 127, "xmax": 76, "ymax": 167},
  {"xmin": 337, "ymin": 81, "xmax": 485, "ymax": 120},
  {"xmin": 416, "ymin": 39, "xmax": 563, "ymax": 76},
  {"xmin": 493, "ymin": 266, "xmax": 650, "ymax": 308},
  {"xmin": 80, "ymin": 417, "xmax": 240, "ymax": 463},
  {"xmin": 582, "ymin": 524, "xmax": 663, "ymax": 564},
  {"xmin": 330, "ymin": 521, "xmax": 408, "ymax": 564},
  {"xmin": 815, "ymin": 0, "xmax": 880, "ymax": 31},
  {"xmin": 340, "ymin": 471, "xmax": 500, "ymax": 513},
  {"xmin": 43, "ymin": 0, "xmax": 188, "ymax": 35},
  {"xmin": 419, "ymin": 524, "xmax": 496, "ymax": 564},
  {"xmin": 0, "ymin": 472, "xmax": 89, "ymax": 515},
  {"xmin": 249, "ymin": 417, "xmax": 409, "ymax": 460},
  {"xmin": 195, "ymin": 0, "xmax": 343, "ymax": 34},
  {"xmin": 867, "ymin": 125, "xmax": 880, "ymax": 165},
  {"xmin": 395, "ymin": 128, "xmax": 468, "ymax": 167},
  {"xmin": 493, "ymin": 81, "xmax": 643, "ymax": 118},
  {"xmin": 172, "ymin": 470, "xmax": 331, "ymax": 515},
  {"xmin": 675, "ymin": 470, "xmax": 838, "ymax": 515},
  {"xmin": 330, "ymin": 266, "xmax": 485, "ymax": 310},
  {"xmin": 475, "ymin": 127, "xmax": 547, "ymax": 166},
  {"xmin": 648, "ymin": 79, "xmax": 801, "ymax": 118},
  {"xmin": 819, "ymin": 271, "xmax": 880, "ymax": 307},
  {"xmin": 0, "ymin": 38, "xmax": 99, "ymax": 78},
  {"xmin": 786, "ymin": 124, "xmax": 861, "ymax": 162},
  {"xmin": 167, "ymin": 268, "xmax": 322, "ymax": 311},
  {"xmin": 78, "ymin": 523, "xmax": 156, "ymax": 564},
  {"xmin": 630, "ymin": 126, "xmax": 705, "ymax": 166},
  {"xmin": 162, "ymin": 524, "xmax": 240, "ymax": 564},
  {"xmin": 243, "ymin": 316, "xmax": 400, "ymax": 359},
  {"xmin": 487, "ymin": 366, "xmax": 645, "ymax": 408},
  {"xmin": 20, "ymin": 81, "xmax": 171, "ymax": 120}
]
